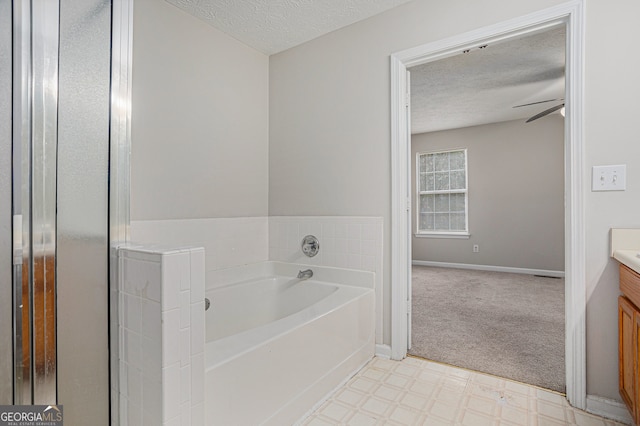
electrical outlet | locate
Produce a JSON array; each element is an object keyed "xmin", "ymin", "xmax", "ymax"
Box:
[{"xmin": 473, "ymin": 244, "xmax": 479, "ymax": 253}]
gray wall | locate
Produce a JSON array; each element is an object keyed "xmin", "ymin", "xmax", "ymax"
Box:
[
  {"xmin": 131, "ymin": 0, "xmax": 269, "ymax": 220},
  {"xmin": 584, "ymin": 0, "xmax": 640, "ymax": 400},
  {"xmin": 411, "ymin": 117, "xmax": 565, "ymax": 271},
  {"xmin": 0, "ymin": 0, "xmax": 12, "ymax": 405},
  {"xmin": 268, "ymin": 0, "xmax": 566, "ymax": 369},
  {"xmin": 269, "ymin": 0, "xmax": 640, "ymax": 401}
]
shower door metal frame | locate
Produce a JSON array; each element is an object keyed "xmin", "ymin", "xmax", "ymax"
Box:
[
  {"xmin": 0, "ymin": 0, "xmax": 14, "ymax": 404},
  {"xmin": 109, "ymin": 0, "xmax": 133, "ymax": 423},
  {"xmin": 12, "ymin": 0, "xmax": 60, "ymax": 405}
]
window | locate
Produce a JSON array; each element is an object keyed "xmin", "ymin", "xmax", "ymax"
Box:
[{"xmin": 416, "ymin": 149, "xmax": 468, "ymax": 236}]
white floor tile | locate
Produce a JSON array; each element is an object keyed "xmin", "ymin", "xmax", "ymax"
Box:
[
  {"xmin": 302, "ymin": 356, "xmax": 628, "ymax": 426},
  {"xmin": 343, "ymin": 412, "xmax": 378, "ymax": 426}
]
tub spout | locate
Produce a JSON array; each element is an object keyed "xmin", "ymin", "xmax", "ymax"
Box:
[{"xmin": 297, "ymin": 269, "xmax": 313, "ymax": 280}]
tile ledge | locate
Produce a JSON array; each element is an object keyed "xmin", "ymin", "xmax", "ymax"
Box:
[{"xmin": 120, "ymin": 243, "xmax": 204, "ymax": 255}]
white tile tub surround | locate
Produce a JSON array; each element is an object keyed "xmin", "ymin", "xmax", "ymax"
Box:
[
  {"xmin": 130, "ymin": 217, "xmax": 269, "ymax": 271},
  {"xmin": 117, "ymin": 245, "xmax": 205, "ymax": 426},
  {"xmin": 269, "ymin": 216, "xmax": 384, "ymax": 344}
]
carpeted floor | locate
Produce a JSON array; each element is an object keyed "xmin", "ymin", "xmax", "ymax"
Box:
[{"xmin": 409, "ymin": 266, "xmax": 565, "ymax": 393}]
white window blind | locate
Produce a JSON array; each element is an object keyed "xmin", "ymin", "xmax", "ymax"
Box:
[{"xmin": 417, "ymin": 149, "xmax": 468, "ymax": 235}]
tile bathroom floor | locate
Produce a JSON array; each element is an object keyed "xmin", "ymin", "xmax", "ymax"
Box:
[{"xmin": 302, "ymin": 356, "xmax": 627, "ymax": 426}]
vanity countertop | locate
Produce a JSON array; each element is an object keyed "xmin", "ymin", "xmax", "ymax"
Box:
[
  {"xmin": 611, "ymin": 228, "xmax": 640, "ymax": 275},
  {"xmin": 613, "ymin": 250, "xmax": 640, "ymax": 275}
]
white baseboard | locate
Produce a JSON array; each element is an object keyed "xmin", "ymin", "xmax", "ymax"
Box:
[
  {"xmin": 585, "ymin": 395, "xmax": 632, "ymax": 425},
  {"xmin": 375, "ymin": 344, "xmax": 391, "ymax": 359},
  {"xmin": 412, "ymin": 260, "xmax": 565, "ymax": 278}
]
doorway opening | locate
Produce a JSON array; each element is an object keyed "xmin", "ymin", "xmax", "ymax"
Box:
[
  {"xmin": 390, "ymin": 1, "xmax": 585, "ymax": 409},
  {"xmin": 407, "ymin": 26, "xmax": 566, "ymax": 393}
]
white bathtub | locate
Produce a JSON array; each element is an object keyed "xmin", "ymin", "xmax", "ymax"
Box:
[{"xmin": 204, "ymin": 261, "xmax": 375, "ymax": 425}]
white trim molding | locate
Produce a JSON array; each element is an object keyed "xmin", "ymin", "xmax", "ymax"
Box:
[
  {"xmin": 390, "ymin": 53, "xmax": 410, "ymax": 361},
  {"xmin": 563, "ymin": 0, "xmax": 587, "ymax": 411},
  {"xmin": 586, "ymin": 395, "xmax": 633, "ymax": 425},
  {"xmin": 375, "ymin": 344, "xmax": 392, "ymax": 360},
  {"xmin": 390, "ymin": 0, "xmax": 586, "ymax": 410},
  {"xmin": 412, "ymin": 260, "xmax": 565, "ymax": 278}
]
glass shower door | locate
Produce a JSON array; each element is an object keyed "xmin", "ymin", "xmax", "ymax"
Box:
[
  {"xmin": 2, "ymin": 0, "xmax": 116, "ymax": 420},
  {"xmin": 0, "ymin": 0, "xmax": 115, "ymax": 424}
]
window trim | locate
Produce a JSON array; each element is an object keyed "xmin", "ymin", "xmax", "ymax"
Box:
[{"xmin": 415, "ymin": 148, "xmax": 468, "ymax": 237}]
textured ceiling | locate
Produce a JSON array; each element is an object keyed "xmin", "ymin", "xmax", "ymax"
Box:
[
  {"xmin": 165, "ymin": 0, "xmax": 414, "ymax": 55},
  {"xmin": 410, "ymin": 26, "xmax": 566, "ymax": 134}
]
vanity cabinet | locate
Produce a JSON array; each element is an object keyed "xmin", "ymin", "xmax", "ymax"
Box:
[
  {"xmin": 619, "ymin": 264, "xmax": 640, "ymax": 424},
  {"xmin": 619, "ymin": 295, "xmax": 637, "ymax": 419}
]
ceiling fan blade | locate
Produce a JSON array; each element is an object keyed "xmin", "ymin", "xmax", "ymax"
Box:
[
  {"xmin": 526, "ymin": 103, "xmax": 564, "ymax": 123},
  {"xmin": 513, "ymin": 98, "xmax": 564, "ymax": 108}
]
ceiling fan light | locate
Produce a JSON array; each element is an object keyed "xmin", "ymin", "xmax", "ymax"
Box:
[{"xmin": 560, "ymin": 106, "xmax": 565, "ymax": 117}]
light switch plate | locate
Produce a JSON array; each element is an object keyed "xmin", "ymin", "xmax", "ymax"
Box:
[{"xmin": 592, "ymin": 164, "xmax": 626, "ymax": 191}]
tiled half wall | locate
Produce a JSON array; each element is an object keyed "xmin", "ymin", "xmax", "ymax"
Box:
[{"xmin": 117, "ymin": 245, "xmax": 205, "ymax": 426}]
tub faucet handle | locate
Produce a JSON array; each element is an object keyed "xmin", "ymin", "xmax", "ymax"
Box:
[{"xmin": 301, "ymin": 235, "xmax": 320, "ymax": 257}]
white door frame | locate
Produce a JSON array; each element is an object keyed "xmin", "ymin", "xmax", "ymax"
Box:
[{"xmin": 390, "ymin": 0, "xmax": 586, "ymax": 409}]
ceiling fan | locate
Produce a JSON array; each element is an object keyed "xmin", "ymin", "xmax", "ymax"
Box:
[{"xmin": 513, "ymin": 98, "xmax": 565, "ymax": 123}]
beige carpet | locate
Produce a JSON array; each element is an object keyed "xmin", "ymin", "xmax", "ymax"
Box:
[{"xmin": 409, "ymin": 266, "xmax": 565, "ymax": 393}]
